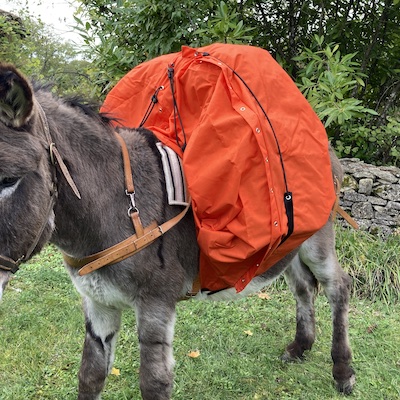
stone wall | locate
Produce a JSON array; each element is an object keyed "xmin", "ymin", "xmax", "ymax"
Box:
[{"xmin": 339, "ymin": 158, "xmax": 400, "ymax": 238}]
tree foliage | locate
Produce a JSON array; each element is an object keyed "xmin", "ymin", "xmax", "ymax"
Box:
[
  {"xmin": 0, "ymin": 7, "xmax": 94, "ymax": 98},
  {"xmin": 294, "ymin": 36, "xmax": 378, "ymax": 130},
  {"xmin": 74, "ymin": 0, "xmax": 399, "ymax": 164},
  {"xmin": 2, "ymin": 1, "xmax": 399, "ymax": 164},
  {"xmin": 75, "ymin": 0, "xmax": 399, "ymax": 103},
  {"xmin": 74, "ymin": 0, "xmax": 253, "ymax": 92},
  {"xmin": 242, "ymin": 1, "xmax": 400, "ymax": 113}
]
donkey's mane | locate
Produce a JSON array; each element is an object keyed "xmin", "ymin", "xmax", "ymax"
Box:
[
  {"xmin": 32, "ymin": 81, "xmax": 113, "ymax": 128},
  {"xmin": 65, "ymin": 97, "xmax": 126, "ymax": 129},
  {"xmin": 64, "ymin": 95, "xmax": 112, "ymax": 126},
  {"xmin": 32, "ymin": 81, "xmax": 53, "ymax": 92}
]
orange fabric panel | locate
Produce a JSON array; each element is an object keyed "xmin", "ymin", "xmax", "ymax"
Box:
[{"xmin": 101, "ymin": 44, "xmax": 336, "ymax": 292}]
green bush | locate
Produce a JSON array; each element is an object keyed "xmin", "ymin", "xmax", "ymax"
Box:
[
  {"xmin": 294, "ymin": 35, "xmax": 400, "ymax": 165},
  {"xmin": 294, "ymin": 35, "xmax": 378, "ymax": 131},
  {"xmin": 335, "ymin": 227, "xmax": 400, "ymax": 304},
  {"xmin": 336, "ymin": 115, "xmax": 400, "ymax": 165},
  {"xmin": 194, "ymin": 1, "xmax": 254, "ymax": 44}
]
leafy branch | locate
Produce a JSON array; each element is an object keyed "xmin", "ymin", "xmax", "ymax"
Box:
[{"xmin": 294, "ymin": 35, "xmax": 378, "ymax": 131}]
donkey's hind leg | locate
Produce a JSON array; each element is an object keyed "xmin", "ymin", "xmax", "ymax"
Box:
[
  {"xmin": 298, "ymin": 220, "xmax": 355, "ymax": 394},
  {"xmin": 282, "ymin": 253, "xmax": 318, "ymax": 361},
  {"xmin": 78, "ymin": 297, "xmax": 122, "ymax": 400}
]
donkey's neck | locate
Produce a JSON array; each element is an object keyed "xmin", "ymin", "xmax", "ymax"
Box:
[{"xmin": 38, "ymin": 92, "xmax": 132, "ymax": 258}]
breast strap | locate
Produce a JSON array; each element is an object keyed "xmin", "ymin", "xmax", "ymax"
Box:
[{"xmin": 63, "ymin": 132, "xmax": 190, "ymax": 275}]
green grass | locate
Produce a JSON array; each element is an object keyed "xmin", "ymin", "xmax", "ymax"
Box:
[
  {"xmin": 0, "ymin": 228, "xmax": 399, "ymax": 399},
  {"xmin": 336, "ymin": 227, "xmax": 400, "ymax": 304}
]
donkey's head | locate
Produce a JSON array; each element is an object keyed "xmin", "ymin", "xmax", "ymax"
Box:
[{"xmin": 0, "ymin": 64, "xmax": 56, "ymax": 298}]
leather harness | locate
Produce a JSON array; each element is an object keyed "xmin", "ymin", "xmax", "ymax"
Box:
[
  {"xmin": 62, "ymin": 131, "xmax": 190, "ymax": 276},
  {"xmin": 332, "ymin": 176, "xmax": 359, "ymax": 229},
  {"xmin": 0, "ymin": 100, "xmax": 189, "ymax": 276}
]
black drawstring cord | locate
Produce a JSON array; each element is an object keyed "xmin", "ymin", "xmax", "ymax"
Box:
[
  {"xmin": 168, "ymin": 64, "xmax": 187, "ymax": 152},
  {"xmin": 214, "ymin": 56, "xmax": 294, "ymax": 242},
  {"xmin": 139, "ymin": 85, "xmax": 164, "ymax": 127},
  {"xmin": 227, "ymin": 67, "xmax": 289, "ymax": 194}
]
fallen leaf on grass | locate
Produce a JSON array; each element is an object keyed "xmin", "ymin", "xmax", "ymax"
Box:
[
  {"xmin": 257, "ymin": 292, "xmax": 270, "ymax": 300},
  {"xmin": 188, "ymin": 350, "xmax": 200, "ymax": 358},
  {"xmin": 111, "ymin": 367, "xmax": 120, "ymax": 376},
  {"xmin": 244, "ymin": 330, "xmax": 253, "ymax": 336},
  {"xmin": 367, "ymin": 324, "xmax": 378, "ymax": 333}
]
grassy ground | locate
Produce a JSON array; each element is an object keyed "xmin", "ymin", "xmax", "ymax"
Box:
[{"xmin": 0, "ymin": 228, "xmax": 400, "ymax": 399}]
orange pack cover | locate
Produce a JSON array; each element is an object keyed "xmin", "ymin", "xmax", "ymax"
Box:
[{"xmin": 101, "ymin": 43, "xmax": 336, "ymax": 292}]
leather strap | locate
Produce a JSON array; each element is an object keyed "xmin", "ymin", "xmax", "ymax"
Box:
[
  {"xmin": 114, "ymin": 131, "xmax": 145, "ymax": 237},
  {"xmin": 0, "ymin": 255, "xmax": 23, "ymax": 273},
  {"xmin": 63, "ymin": 130, "xmax": 191, "ymax": 275},
  {"xmin": 114, "ymin": 132, "xmax": 135, "ymax": 194},
  {"xmin": 50, "ymin": 145, "xmax": 81, "ymax": 199},
  {"xmin": 332, "ymin": 176, "xmax": 359, "ymax": 229},
  {"xmin": 180, "ymin": 274, "xmax": 202, "ymax": 300},
  {"xmin": 335, "ymin": 204, "xmax": 359, "ymax": 229},
  {"xmin": 63, "ymin": 203, "xmax": 190, "ymax": 275},
  {"xmin": 34, "ymin": 99, "xmax": 81, "ymax": 199}
]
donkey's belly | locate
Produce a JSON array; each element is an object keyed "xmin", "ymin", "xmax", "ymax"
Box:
[
  {"xmin": 193, "ymin": 248, "xmax": 298, "ymax": 301},
  {"xmin": 194, "ymin": 274, "xmax": 278, "ymax": 301},
  {"xmin": 68, "ymin": 270, "xmax": 136, "ymax": 309}
]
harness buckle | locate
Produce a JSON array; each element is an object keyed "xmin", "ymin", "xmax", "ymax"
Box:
[{"xmin": 126, "ymin": 190, "xmax": 139, "ymax": 216}]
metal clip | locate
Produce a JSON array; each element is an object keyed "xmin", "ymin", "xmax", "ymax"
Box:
[
  {"xmin": 126, "ymin": 190, "xmax": 139, "ymax": 216},
  {"xmin": 49, "ymin": 143, "xmax": 56, "ymax": 165}
]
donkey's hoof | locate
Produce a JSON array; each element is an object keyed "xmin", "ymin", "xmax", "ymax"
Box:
[
  {"xmin": 335, "ymin": 375, "xmax": 355, "ymax": 395},
  {"xmin": 333, "ymin": 364, "xmax": 356, "ymax": 395},
  {"xmin": 280, "ymin": 350, "xmax": 302, "ymax": 363},
  {"xmin": 281, "ymin": 341, "xmax": 306, "ymax": 362},
  {"xmin": 78, "ymin": 394, "xmax": 101, "ymax": 400}
]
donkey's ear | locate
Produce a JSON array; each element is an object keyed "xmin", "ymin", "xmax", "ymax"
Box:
[{"xmin": 0, "ymin": 63, "xmax": 34, "ymax": 128}]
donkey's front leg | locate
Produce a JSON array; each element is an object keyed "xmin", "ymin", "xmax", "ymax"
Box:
[
  {"xmin": 135, "ymin": 296, "xmax": 177, "ymax": 400},
  {"xmin": 78, "ymin": 297, "xmax": 122, "ymax": 400}
]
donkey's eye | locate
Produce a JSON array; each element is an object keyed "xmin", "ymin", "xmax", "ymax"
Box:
[{"xmin": 0, "ymin": 177, "xmax": 20, "ymax": 189}]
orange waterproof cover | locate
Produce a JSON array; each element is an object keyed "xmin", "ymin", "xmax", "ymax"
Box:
[{"xmin": 101, "ymin": 43, "xmax": 336, "ymax": 292}]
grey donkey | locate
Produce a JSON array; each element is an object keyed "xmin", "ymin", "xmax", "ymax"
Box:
[{"xmin": 0, "ymin": 63, "xmax": 355, "ymax": 399}]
